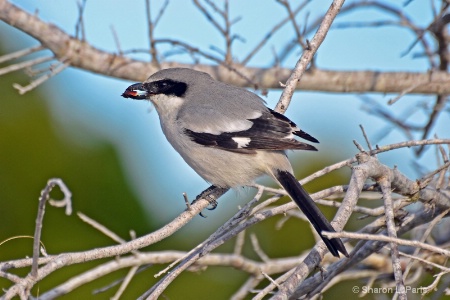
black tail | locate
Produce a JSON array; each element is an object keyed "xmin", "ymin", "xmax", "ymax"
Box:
[{"xmin": 275, "ymin": 170, "xmax": 348, "ymax": 257}]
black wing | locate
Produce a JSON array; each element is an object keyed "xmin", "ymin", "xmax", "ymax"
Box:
[{"xmin": 184, "ymin": 108, "xmax": 318, "ymax": 154}]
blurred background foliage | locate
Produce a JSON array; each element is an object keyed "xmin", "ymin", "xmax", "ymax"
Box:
[{"xmin": 0, "ymin": 38, "xmax": 153, "ymax": 298}]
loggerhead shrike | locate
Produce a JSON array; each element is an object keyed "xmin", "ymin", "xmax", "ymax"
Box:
[{"xmin": 122, "ymin": 68, "xmax": 348, "ymax": 257}]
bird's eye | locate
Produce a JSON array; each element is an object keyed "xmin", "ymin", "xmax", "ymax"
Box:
[{"xmin": 158, "ymin": 81, "xmax": 169, "ymax": 88}]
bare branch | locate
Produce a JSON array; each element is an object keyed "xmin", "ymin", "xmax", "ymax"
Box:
[
  {"xmin": 13, "ymin": 60, "xmax": 69, "ymax": 95},
  {"xmin": 2, "ymin": 189, "xmax": 218, "ymax": 299},
  {"xmin": 250, "ymin": 233, "xmax": 270, "ymax": 262},
  {"xmin": 77, "ymin": 212, "xmax": 127, "ymax": 244},
  {"xmin": 111, "ymin": 266, "xmax": 139, "ymax": 300},
  {"xmin": 145, "ymin": 0, "xmax": 169, "ymax": 66},
  {"xmin": 32, "ymin": 179, "xmax": 72, "ymax": 278},
  {"xmin": 242, "ymin": 0, "xmax": 309, "ymax": 65},
  {"xmin": 1, "ymin": 1, "xmax": 450, "ymax": 94},
  {"xmin": 417, "ymin": 95, "xmax": 448, "ymax": 155},
  {"xmin": 378, "ymin": 175, "xmax": 406, "ymax": 299},
  {"xmin": 387, "ymin": 72, "xmax": 433, "ymax": 105},
  {"xmin": 0, "ymin": 44, "xmax": 44, "ymax": 63},
  {"xmin": 1, "ymin": 139, "xmax": 449, "ymax": 298},
  {"xmin": 110, "ymin": 25, "xmax": 123, "ymax": 55},
  {"xmin": 401, "ymin": 208, "xmax": 450, "ymax": 285},
  {"xmin": 277, "ymin": 0, "xmax": 308, "ymax": 49},
  {"xmin": 275, "ymin": 0, "xmax": 344, "ymax": 114},
  {"xmin": 231, "ymin": 276, "xmax": 263, "ymax": 300},
  {"xmin": 0, "ymin": 56, "xmax": 54, "ymax": 76},
  {"xmin": 139, "ymin": 186, "xmax": 265, "ymax": 299},
  {"xmin": 153, "ymin": 0, "xmax": 169, "ymax": 26},
  {"xmin": 233, "ymin": 230, "xmax": 246, "ymax": 255},
  {"xmin": 323, "ymin": 231, "xmax": 450, "ymax": 256},
  {"xmin": 75, "ymin": 0, "xmax": 87, "ymax": 41},
  {"xmin": 359, "ymin": 124, "xmax": 374, "ymax": 153},
  {"xmin": 193, "ymin": 0, "xmax": 225, "ymax": 35}
]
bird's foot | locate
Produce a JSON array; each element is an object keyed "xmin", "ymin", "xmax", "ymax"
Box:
[{"xmin": 191, "ymin": 185, "xmax": 227, "ymax": 217}]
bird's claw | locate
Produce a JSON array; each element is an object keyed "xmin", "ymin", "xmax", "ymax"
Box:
[{"xmin": 191, "ymin": 185, "xmax": 221, "ymax": 217}]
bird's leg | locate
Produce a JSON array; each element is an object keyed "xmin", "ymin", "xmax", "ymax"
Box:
[{"xmin": 191, "ymin": 185, "xmax": 229, "ymax": 217}]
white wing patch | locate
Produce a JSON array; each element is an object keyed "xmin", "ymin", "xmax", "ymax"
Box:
[
  {"xmin": 204, "ymin": 111, "xmax": 262, "ymax": 134},
  {"xmin": 247, "ymin": 110, "xmax": 262, "ymax": 120},
  {"xmin": 285, "ymin": 132, "xmax": 295, "ymax": 139},
  {"xmin": 232, "ymin": 137, "xmax": 251, "ymax": 148},
  {"xmin": 201, "ymin": 119, "xmax": 253, "ymax": 135}
]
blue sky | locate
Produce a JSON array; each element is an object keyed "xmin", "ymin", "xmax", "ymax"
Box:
[{"xmin": 3, "ymin": 0, "xmax": 447, "ymax": 224}]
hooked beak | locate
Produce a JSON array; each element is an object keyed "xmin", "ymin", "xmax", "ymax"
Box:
[{"xmin": 121, "ymin": 83, "xmax": 148, "ymax": 100}]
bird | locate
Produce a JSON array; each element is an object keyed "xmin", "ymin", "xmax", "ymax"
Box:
[{"xmin": 122, "ymin": 68, "xmax": 348, "ymax": 257}]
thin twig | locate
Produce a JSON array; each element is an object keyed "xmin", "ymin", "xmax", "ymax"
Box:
[
  {"xmin": 388, "ymin": 78, "xmax": 431, "ymax": 105},
  {"xmin": 223, "ymin": 0, "xmax": 232, "ymax": 64},
  {"xmin": 242, "ymin": 0, "xmax": 309, "ymax": 65},
  {"xmin": 0, "ymin": 56, "xmax": 54, "ymax": 76},
  {"xmin": 323, "ymin": 231, "xmax": 450, "ymax": 256},
  {"xmin": 401, "ymin": 208, "xmax": 450, "ymax": 284},
  {"xmin": 193, "ymin": 0, "xmax": 225, "ymax": 35},
  {"xmin": 77, "ymin": 212, "xmax": 126, "ymax": 244},
  {"xmin": 261, "ymin": 271, "xmax": 281, "ymax": 289},
  {"xmin": 400, "ymin": 251, "xmax": 450, "ymax": 273},
  {"xmin": 110, "ymin": 25, "xmax": 123, "ymax": 55},
  {"xmin": 183, "ymin": 192, "xmax": 191, "ymax": 210},
  {"xmin": 233, "ymin": 230, "xmax": 246, "ymax": 255},
  {"xmin": 110, "ymin": 266, "xmax": 139, "ymax": 300},
  {"xmin": 274, "ymin": 0, "xmax": 345, "ymax": 114},
  {"xmin": 230, "ymin": 276, "xmax": 263, "ymax": 300},
  {"xmin": 13, "ymin": 61, "xmax": 70, "ymax": 95},
  {"xmin": 47, "ymin": 179, "xmax": 72, "ymax": 216},
  {"xmin": 254, "ymin": 268, "xmax": 296, "ymax": 299},
  {"xmin": 417, "ymin": 161, "xmax": 450, "ymax": 189},
  {"xmin": 32, "ymin": 179, "xmax": 72, "ymax": 278},
  {"xmin": 0, "ymin": 44, "xmax": 44, "ymax": 64},
  {"xmin": 359, "ymin": 124, "xmax": 374, "ymax": 153},
  {"xmin": 153, "ymin": 0, "xmax": 169, "ymax": 25},
  {"xmin": 250, "ymin": 233, "xmax": 270, "ymax": 262},
  {"xmin": 75, "ymin": 0, "xmax": 87, "ymax": 41},
  {"xmin": 353, "ymin": 139, "xmax": 366, "ymax": 152},
  {"xmin": 92, "ymin": 265, "xmax": 152, "ymax": 295},
  {"xmin": 277, "ymin": 0, "xmax": 307, "ymax": 49},
  {"xmin": 417, "ymin": 95, "xmax": 448, "ymax": 155},
  {"xmin": 139, "ymin": 186, "xmax": 264, "ymax": 299},
  {"xmin": 378, "ymin": 175, "xmax": 406, "ymax": 299},
  {"xmin": 436, "ymin": 142, "xmax": 449, "ymax": 189},
  {"xmin": 145, "ymin": 0, "xmax": 163, "ymax": 66}
]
